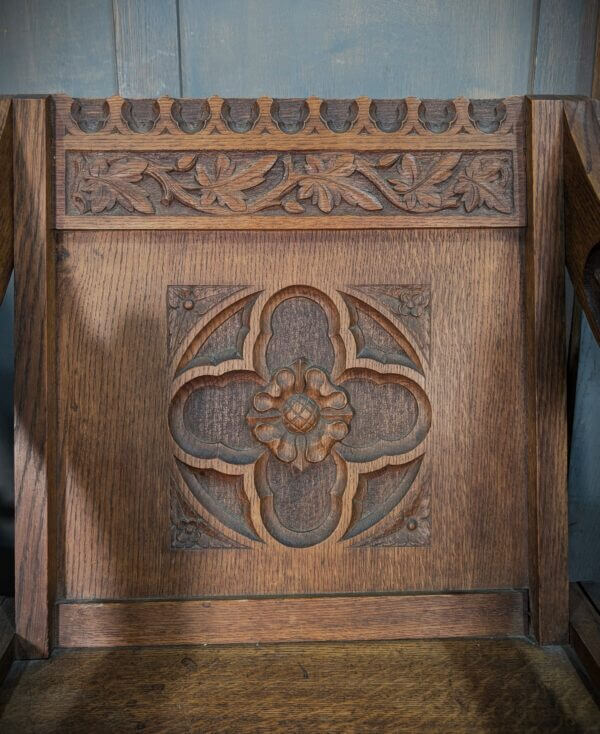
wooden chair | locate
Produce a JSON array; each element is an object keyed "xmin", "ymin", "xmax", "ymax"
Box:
[{"xmin": 0, "ymin": 94, "xmax": 598, "ymax": 730}]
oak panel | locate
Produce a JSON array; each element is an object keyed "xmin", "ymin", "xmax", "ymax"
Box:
[{"xmin": 56, "ymin": 227, "xmax": 528, "ymax": 601}]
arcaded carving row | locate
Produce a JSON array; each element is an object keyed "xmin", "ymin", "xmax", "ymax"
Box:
[
  {"xmin": 69, "ymin": 151, "xmax": 513, "ymax": 217},
  {"xmin": 62, "ymin": 95, "xmax": 519, "ymax": 136}
]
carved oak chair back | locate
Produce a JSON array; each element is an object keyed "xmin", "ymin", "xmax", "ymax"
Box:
[{"xmin": 10, "ymin": 94, "xmax": 567, "ymax": 657}]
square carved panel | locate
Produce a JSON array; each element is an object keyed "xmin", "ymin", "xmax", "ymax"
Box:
[{"xmin": 168, "ymin": 283, "xmax": 432, "ymax": 549}]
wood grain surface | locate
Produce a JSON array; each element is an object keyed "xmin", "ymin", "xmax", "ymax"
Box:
[
  {"xmin": 55, "ymin": 227, "xmax": 528, "ymax": 602},
  {"xmin": 2, "ymin": 639, "xmax": 599, "ymax": 733},
  {"xmin": 56, "ymin": 591, "xmax": 526, "ymax": 648},
  {"xmin": 525, "ymin": 99, "xmax": 569, "ymax": 645},
  {"xmin": 0, "ymin": 99, "xmax": 12, "ymax": 304},
  {"xmin": 13, "ymin": 98, "xmax": 56, "ymax": 658}
]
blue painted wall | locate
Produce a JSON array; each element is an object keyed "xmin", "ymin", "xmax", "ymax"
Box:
[{"xmin": 0, "ymin": 0, "xmax": 598, "ymax": 592}]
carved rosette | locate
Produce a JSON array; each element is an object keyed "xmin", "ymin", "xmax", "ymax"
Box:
[
  {"xmin": 169, "ymin": 284, "xmax": 432, "ymax": 549},
  {"xmin": 247, "ymin": 360, "xmax": 353, "ymax": 471}
]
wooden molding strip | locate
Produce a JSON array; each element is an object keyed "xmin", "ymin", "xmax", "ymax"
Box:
[
  {"xmin": 57, "ymin": 214, "xmax": 523, "ymax": 231},
  {"xmin": 57, "ymin": 592, "xmax": 527, "ymax": 648}
]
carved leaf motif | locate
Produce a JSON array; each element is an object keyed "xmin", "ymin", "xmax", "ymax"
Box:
[
  {"xmin": 453, "ymin": 156, "xmax": 512, "ymax": 213},
  {"xmin": 377, "ymin": 153, "xmax": 400, "ymax": 167},
  {"xmin": 387, "ymin": 153, "xmax": 461, "ymax": 211},
  {"xmin": 194, "ymin": 153, "xmax": 278, "ymax": 211},
  {"xmin": 176, "ymin": 153, "xmax": 198, "ymax": 171},
  {"xmin": 74, "ymin": 156, "xmax": 155, "ymax": 214},
  {"xmin": 298, "ymin": 154, "xmax": 383, "ymax": 213},
  {"xmin": 282, "ymin": 198, "xmax": 305, "ymax": 213}
]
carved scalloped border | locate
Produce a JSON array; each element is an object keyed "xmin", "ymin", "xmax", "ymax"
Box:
[{"xmin": 55, "ymin": 95, "xmax": 522, "ymax": 138}]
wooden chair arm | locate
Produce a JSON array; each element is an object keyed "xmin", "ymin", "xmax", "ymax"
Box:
[
  {"xmin": 0, "ymin": 99, "xmax": 13, "ymax": 305},
  {"xmin": 564, "ymin": 99, "xmax": 600, "ymax": 346}
]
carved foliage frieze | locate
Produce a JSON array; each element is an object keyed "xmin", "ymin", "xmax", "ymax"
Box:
[
  {"xmin": 67, "ymin": 151, "xmax": 514, "ymax": 218},
  {"xmin": 168, "ymin": 284, "xmax": 432, "ymax": 549}
]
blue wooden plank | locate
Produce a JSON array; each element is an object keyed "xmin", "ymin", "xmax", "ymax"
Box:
[
  {"xmin": 113, "ymin": 0, "xmax": 181, "ymax": 97},
  {"xmin": 534, "ymin": 0, "xmax": 598, "ymax": 94},
  {"xmin": 179, "ymin": 0, "xmax": 535, "ymax": 98},
  {"xmin": 0, "ymin": 0, "xmax": 117, "ymax": 96}
]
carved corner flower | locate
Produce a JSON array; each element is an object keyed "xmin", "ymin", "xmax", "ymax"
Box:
[
  {"xmin": 453, "ymin": 155, "xmax": 512, "ymax": 213},
  {"xmin": 395, "ymin": 288, "xmax": 431, "ymax": 318},
  {"xmin": 246, "ymin": 359, "xmax": 353, "ymax": 471}
]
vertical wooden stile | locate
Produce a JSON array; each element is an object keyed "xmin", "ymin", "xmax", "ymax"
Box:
[
  {"xmin": 13, "ymin": 98, "xmax": 56, "ymax": 658},
  {"xmin": 525, "ymin": 98, "xmax": 569, "ymax": 644}
]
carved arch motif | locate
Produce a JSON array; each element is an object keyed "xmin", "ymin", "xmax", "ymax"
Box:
[{"xmin": 169, "ymin": 284, "xmax": 432, "ymax": 548}]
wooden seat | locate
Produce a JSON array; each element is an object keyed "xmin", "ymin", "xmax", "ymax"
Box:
[{"xmin": 1, "ymin": 639, "xmax": 599, "ymax": 733}]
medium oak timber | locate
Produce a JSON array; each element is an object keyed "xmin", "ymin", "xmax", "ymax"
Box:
[
  {"xmin": 13, "ymin": 97, "xmax": 56, "ymax": 658},
  {"xmin": 3, "ymin": 640, "xmax": 599, "ymax": 733},
  {"xmin": 525, "ymin": 98, "xmax": 568, "ymax": 645},
  {"xmin": 10, "ymin": 94, "xmax": 572, "ymax": 656},
  {"xmin": 55, "ymin": 228, "xmax": 528, "ymax": 601},
  {"xmin": 56, "ymin": 591, "xmax": 526, "ymax": 648},
  {"xmin": 54, "ymin": 94, "xmax": 526, "ymax": 229}
]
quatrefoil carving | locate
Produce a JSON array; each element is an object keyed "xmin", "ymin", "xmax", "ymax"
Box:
[{"xmin": 169, "ymin": 284, "xmax": 431, "ymax": 548}]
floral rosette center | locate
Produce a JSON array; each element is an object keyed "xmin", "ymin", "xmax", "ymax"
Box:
[{"xmin": 246, "ymin": 359, "xmax": 353, "ymax": 471}]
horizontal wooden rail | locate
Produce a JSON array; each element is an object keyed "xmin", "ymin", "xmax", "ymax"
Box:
[{"xmin": 57, "ymin": 591, "xmax": 527, "ymax": 648}]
